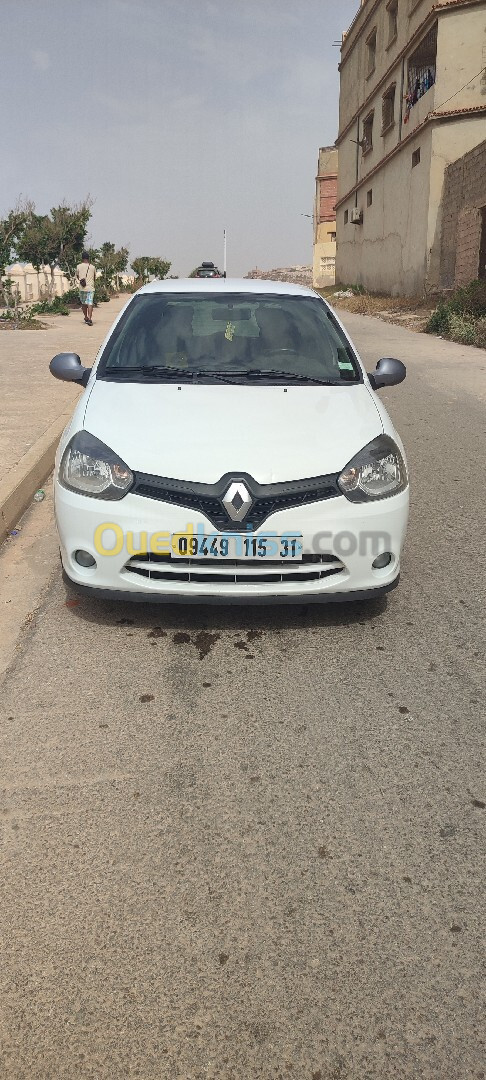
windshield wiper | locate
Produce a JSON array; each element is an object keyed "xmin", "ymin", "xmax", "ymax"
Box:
[
  {"xmin": 101, "ymin": 365, "xmax": 236, "ymax": 384},
  {"xmin": 101, "ymin": 366, "xmax": 354, "ymax": 386},
  {"xmin": 101, "ymin": 365, "xmax": 185, "ymax": 378},
  {"xmin": 192, "ymin": 369, "xmax": 240, "ymax": 383},
  {"xmin": 141, "ymin": 365, "xmax": 196, "ymax": 379},
  {"xmin": 234, "ymin": 369, "xmax": 349, "ymax": 385}
]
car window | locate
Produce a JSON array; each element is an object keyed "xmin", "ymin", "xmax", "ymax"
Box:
[{"xmin": 98, "ymin": 293, "xmax": 361, "ymax": 382}]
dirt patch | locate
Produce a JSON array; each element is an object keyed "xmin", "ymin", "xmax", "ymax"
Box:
[
  {"xmin": 0, "ymin": 317, "xmax": 48, "ymax": 330},
  {"xmin": 318, "ymin": 288, "xmax": 435, "ymax": 333}
]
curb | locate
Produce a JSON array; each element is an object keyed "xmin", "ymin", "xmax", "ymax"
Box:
[{"xmin": 0, "ymin": 413, "xmax": 70, "ymax": 542}]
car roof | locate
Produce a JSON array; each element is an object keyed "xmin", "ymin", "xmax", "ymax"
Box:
[{"xmin": 138, "ymin": 277, "xmax": 319, "ymax": 298}]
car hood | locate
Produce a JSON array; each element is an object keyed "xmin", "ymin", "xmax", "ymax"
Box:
[{"xmin": 82, "ymin": 381, "xmax": 383, "ymax": 483}]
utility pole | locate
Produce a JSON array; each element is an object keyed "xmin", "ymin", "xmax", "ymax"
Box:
[{"xmin": 223, "ymin": 228, "xmax": 227, "ymax": 277}]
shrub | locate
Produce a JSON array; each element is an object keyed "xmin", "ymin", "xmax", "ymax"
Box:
[
  {"xmin": 53, "ymin": 283, "xmax": 111, "ymax": 309},
  {"xmin": 94, "ymin": 282, "xmax": 111, "ymax": 303},
  {"xmin": 61, "ymin": 286, "xmax": 82, "ymax": 306},
  {"xmin": 31, "ymin": 296, "xmax": 70, "ymax": 316},
  {"xmin": 447, "ymin": 312, "xmax": 478, "ymax": 346},
  {"xmin": 448, "ymin": 279, "xmax": 486, "ymax": 319},
  {"xmin": 426, "ymin": 281, "xmax": 486, "ymax": 347},
  {"xmin": 0, "ymin": 305, "xmax": 45, "ymax": 328},
  {"xmin": 474, "ymin": 318, "xmax": 486, "ymax": 350},
  {"xmin": 426, "ymin": 302, "xmax": 450, "ymax": 335}
]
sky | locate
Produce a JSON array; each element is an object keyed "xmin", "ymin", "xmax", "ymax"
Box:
[{"xmin": 1, "ymin": 0, "xmax": 359, "ymax": 277}]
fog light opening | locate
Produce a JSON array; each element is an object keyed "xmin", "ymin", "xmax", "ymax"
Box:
[
  {"xmin": 372, "ymin": 551, "xmax": 392, "ymax": 569},
  {"xmin": 75, "ymin": 549, "xmax": 96, "ymax": 568}
]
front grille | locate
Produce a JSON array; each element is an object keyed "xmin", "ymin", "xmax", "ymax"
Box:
[
  {"xmin": 123, "ymin": 552, "xmax": 344, "ymax": 586},
  {"xmin": 131, "ymin": 470, "xmax": 341, "ymax": 531}
]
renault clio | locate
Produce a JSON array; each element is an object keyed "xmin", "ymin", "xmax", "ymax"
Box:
[{"xmin": 50, "ymin": 278, "xmax": 409, "ymax": 604}]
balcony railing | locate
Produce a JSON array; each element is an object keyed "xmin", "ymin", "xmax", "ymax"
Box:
[{"xmin": 403, "ymin": 23, "xmax": 437, "ymax": 126}]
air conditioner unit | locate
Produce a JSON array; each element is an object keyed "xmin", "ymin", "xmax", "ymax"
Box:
[{"xmin": 350, "ymin": 207, "xmax": 363, "ymax": 225}]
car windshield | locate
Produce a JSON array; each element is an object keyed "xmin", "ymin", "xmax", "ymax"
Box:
[{"xmin": 98, "ymin": 293, "xmax": 361, "ymax": 383}]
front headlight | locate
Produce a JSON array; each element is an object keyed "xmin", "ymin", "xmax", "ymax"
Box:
[
  {"xmin": 338, "ymin": 434, "xmax": 407, "ymax": 502},
  {"xmin": 60, "ymin": 431, "xmax": 133, "ymax": 500}
]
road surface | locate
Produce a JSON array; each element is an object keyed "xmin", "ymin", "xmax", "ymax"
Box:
[{"xmin": 0, "ymin": 312, "xmax": 484, "ymax": 1079}]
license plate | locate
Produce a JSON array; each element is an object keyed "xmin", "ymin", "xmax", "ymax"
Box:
[{"xmin": 172, "ymin": 534, "xmax": 303, "ymax": 560}]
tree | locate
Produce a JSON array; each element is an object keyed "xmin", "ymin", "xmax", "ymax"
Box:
[
  {"xmin": 16, "ymin": 198, "xmax": 92, "ymax": 296},
  {"xmin": 96, "ymin": 242, "xmax": 129, "ymax": 291},
  {"xmin": 131, "ymin": 256, "xmax": 171, "ymax": 285},
  {"xmin": 0, "ymin": 198, "xmax": 34, "ymax": 305}
]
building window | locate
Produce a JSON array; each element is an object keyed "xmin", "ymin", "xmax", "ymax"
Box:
[
  {"xmin": 412, "ymin": 147, "xmax": 421, "ymax": 167},
  {"xmin": 366, "ymin": 28, "xmax": 377, "ymax": 76},
  {"xmin": 387, "ymin": 0, "xmax": 398, "ymax": 44},
  {"xmin": 328, "ymin": 230, "xmax": 337, "ymax": 240},
  {"xmin": 367, "ymin": 189, "xmax": 373, "ymax": 207},
  {"xmin": 362, "ymin": 112, "xmax": 374, "ymax": 154},
  {"xmin": 344, "ymin": 210, "xmax": 348, "ymax": 224},
  {"xmin": 404, "ymin": 23, "xmax": 437, "ymax": 123},
  {"xmin": 382, "ymin": 84, "xmax": 396, "ymax": 132}
]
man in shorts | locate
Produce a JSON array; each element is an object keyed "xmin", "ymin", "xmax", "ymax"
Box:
[{"xmin": 75, "ymin": 251, "xmax": 96, "ymax": 325}]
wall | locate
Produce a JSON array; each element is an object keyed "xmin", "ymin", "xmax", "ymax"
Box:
[
  {"xmin": 336, "ymin": 127, "xmax": 432, "ymax": 294},
  {"xmin": 425, "ymin": 3, "xmax": 486, "ymax": 287},
  {"xmin": 313, "ymin": 147, "xmax": 338, "ymax": 287},
  {"xmin": 439, "ymin": 138, "xmax": 486, "ymax": 287},
  {"xmin": 336, "ymin": 0, "xmax": 439, "ymax": 293},
  {"xmin": 338, "ymin": 0, "xmax": 436, "ymax": 135},
  {"xmin": 2, "ymin": 263, "xmax": 70, "ymax": 302},
  {"xmin": 428, "ymin": 116, "xmax": 486, "ymax": 288},
  {"xmin": 336, "ymin": 0, "xmax": 486, "ymax": 294},
  {"xmin": 313, "ymin": 224, "xmax": 337, "ymax": 288}
]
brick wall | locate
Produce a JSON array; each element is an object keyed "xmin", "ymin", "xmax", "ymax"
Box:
[
  {"xmin": 455, "ymin": 206, "xmax": 482, "ymax": 286},
  {"xmin": 440, "ymin": 139, "xmax": 486, "ymax": 288},
  {"xmin": 318, "ymin": 175, "xmax": 338, "ymax": 224}
]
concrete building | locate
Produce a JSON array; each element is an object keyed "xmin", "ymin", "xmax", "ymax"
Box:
[
  {"xmin": 2, "ymin": 263, "xmax": 70, "ymax": 303},
  {"xmin": 312, "ymin": 147, "xmax": 338, "ymax": 288},
  {"xmin": 335, "ymin": 0, "xmax": 486, "ymax": 295},
  {"xmin": 1, "ymin": 264, "xmax": 135, "ymax": 304}
]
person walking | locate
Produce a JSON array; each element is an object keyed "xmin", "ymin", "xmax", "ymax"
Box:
[{"xmin": 75, "ymin": 251, "xmax": 96, "ymax": 325}]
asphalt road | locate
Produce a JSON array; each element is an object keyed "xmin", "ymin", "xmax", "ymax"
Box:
[{"xmin": 1, "ymin": 313, "xmax": 484, "ymax": 1080}]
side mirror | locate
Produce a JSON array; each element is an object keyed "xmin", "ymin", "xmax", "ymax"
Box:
[
  {"xmin": 50, "ymin": 353, "xmax": 91, "ymax": 387},
  {"xmin": 368, "ymin": 357, "xmax": 406, "ymax": 390}
]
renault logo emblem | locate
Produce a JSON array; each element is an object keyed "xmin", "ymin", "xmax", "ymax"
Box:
[{"xmin": 222, "ymin": 481, "xmax": 253, "ymax": 522}]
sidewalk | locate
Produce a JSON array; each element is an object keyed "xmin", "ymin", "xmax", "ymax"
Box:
[{"xmin": 0, "ymin": 295, "xmax": 129, "ymax": 540}]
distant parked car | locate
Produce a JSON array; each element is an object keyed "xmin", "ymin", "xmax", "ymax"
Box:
[
  {"xmin": 49, "ymin": 277, "xmax": 408, "ymax": 605},
  {"xmin": 194, "ymin": 261, "xmax": 223, "ymax": 278}
]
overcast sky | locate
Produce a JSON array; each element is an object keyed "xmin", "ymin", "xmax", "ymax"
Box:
[{"xmin": 1, "ymin": 0, "xmax": 358, "ymax": 277}]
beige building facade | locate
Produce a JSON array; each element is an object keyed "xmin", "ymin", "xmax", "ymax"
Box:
[
  {"xmin": 312, "ymin": 147, "xmax": 338, "ymax": 288},
  {"xmin": 335, "ymin": 0, "xmax": 486, "ymax": 295},
  {"xmin": 2, "ymin": 263, "xmax": 70, "ymax": 302},
  {"xmin": 1, "ymin": 265, "xmax": 135, "ymax": 303}
]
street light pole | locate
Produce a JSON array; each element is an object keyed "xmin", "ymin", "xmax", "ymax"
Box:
[{"xmin": 223, "ymin": 228, "xmax": 227, "ymax": 278}]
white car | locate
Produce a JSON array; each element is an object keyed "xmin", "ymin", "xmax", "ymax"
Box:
[{"xmin": 50, "ymin": 278, "xmax": 409, "ymax": 605}]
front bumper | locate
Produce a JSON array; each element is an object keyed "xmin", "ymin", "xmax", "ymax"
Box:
[
  {"xmin": 63, "ymin": 569, "xmax": 399, "ymax": 605},
  {"xmin": 54, "ymin": 483, "xmax": 409, "ymax": 603}
]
